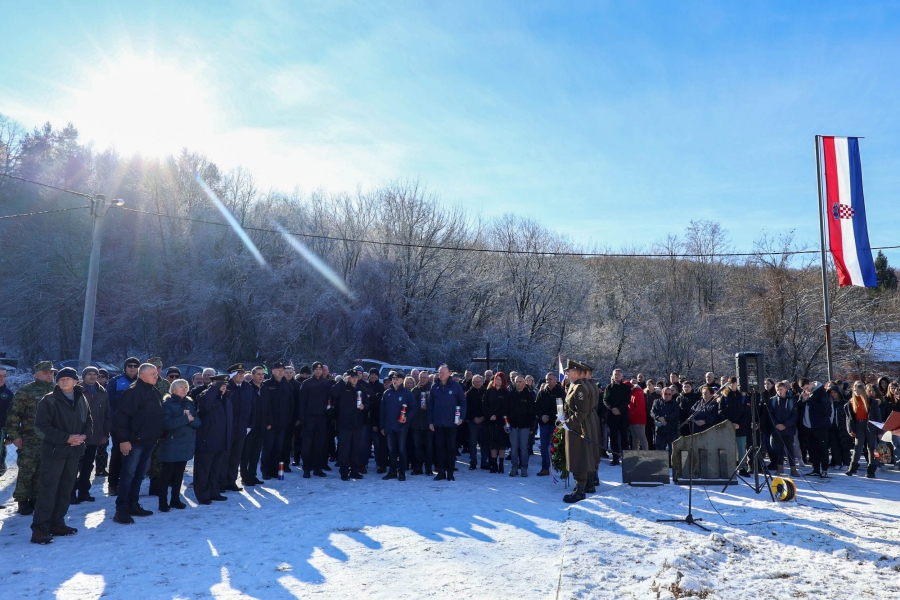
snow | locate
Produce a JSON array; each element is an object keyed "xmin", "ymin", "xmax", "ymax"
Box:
[{"xmin": 2, "ymin": 447, "xmax": 900, "ymax": 599}]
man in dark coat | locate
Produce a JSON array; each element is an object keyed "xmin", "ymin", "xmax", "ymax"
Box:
[
  {"xmin": 111, "ymin": 363, "xmax": 164, "ymax": 524},
  {"xmin": 535, "ymin": 373, "xmax": 565, "ymax": 476},
  {"xmin": 769, "ymin": 381, "xmax": 799, "ymax": 476},
  {"xmin": 241, "ymin": 366, "xmax": 270, "ymax": 486},
  {"xmin": 105, "ymin": 357, "xmax": 140, "ymax": 495},
  {"xmin": 651, "ymin": 385, "xmax": 681, "ymax": 461},
  {"xmin": 289, "ymin": 365, "xmax": 311, "ymax": 467},
  {"xmin": 381, "ymin": 371, "xmax": 417, "ymax": 481},
  {"xmin": 428, "ymin": 365, "xmax": 465, "ymax": 481},
  {"xmin": 222, "ymin": 364, "xmax": 253, "ymax": 491},
  {"xmin": 602, "ymin": 368, "xmax": 631, "ymax": 466},
  {"xmin": 194, "ymin": 375, "xmax": 233, "ymax": 504},
  {"xmin": 368, "ymin": 372, "xmax": 390, "ymax": 474},
  {"xmin": 465, "ymin": 375, "xmax": 487, "ymax": 471},
  {"xmin": 30, "ymin": 368, "xmax": 93, "ymax": 544},
  {"xmin": 800, "ymin": 379, "xmax": 832, "ymax": 478},
  {"xmin": 410, "ymin": 372, "xmax": 433, "ymax": 475},
  {"xmin": 71, "ymin": 367, "xmax": 110, "ymax": 504},
  {"xmin": 332, "ymin": 370, "xmax": 368, "ymax": 480},
  {"xmin": 280, "ymin": 364, "xmax": 300, "ymax": 472},
  {"xmin": 298, "ymin": 362, "xmax": 333, "ymax": 478},
  {"xmin": 356, "ymin": 368, "xmax": 377, "ymax": 473},
  {"xmin": 261, "ymin": 362, "xmax": 294, "ymax": 479}
]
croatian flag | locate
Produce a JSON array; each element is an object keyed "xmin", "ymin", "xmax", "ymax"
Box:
[
  {"xmin": 821, "ymin": 136, "xmax": 877, "ymax": 287},
  {"xmin": 558, "ymin": 354, "xmax": 565, "ymax": 382}
]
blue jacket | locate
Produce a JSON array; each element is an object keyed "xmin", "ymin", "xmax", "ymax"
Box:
[
  {"xmin": 159, "ymin": 394, "xmax": 201, "ymax": 462},
  {"xmin": 650, "ymin": 397, "xmax": 681, "ymax": 436},
  {"xmin": 769, "ymin": 394, "xmax": 799, "ymax": 436},
  {"xmin": 195, "ymin": 385, "xmax": 233, "ymax": 453},
  {"xmin": 428, "ymin": 379, "xmax": 466, "ymax": 428},
  {"xmin": 381, "ymin": 386, "xmax": 416, "ymax": 433},
  {"xmin": 227, "ymin": 379, "xmax": 255, "ymax": 433},
  {"xmin": 802, "ymin": 385, "xmax": 833, "ymax": 430},
  {"xmin": 106, "ymin": 374, "xmax": 136, "ymax": 413}
]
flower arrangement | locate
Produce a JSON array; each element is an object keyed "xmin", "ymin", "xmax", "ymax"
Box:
[{"xmin": 550, "ymin": 421, "xmax": 568, "ymax": 479}]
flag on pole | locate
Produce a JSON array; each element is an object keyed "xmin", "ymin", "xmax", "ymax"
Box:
[
  {"xmin": 558, "ymin": 354, "xmax": 565, "ymax": 382},
  {"xmin": 821, "ymin": 136, "xmax": 877, "ymax": 287}
]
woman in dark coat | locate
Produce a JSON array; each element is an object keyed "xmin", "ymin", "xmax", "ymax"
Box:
[
  {"xmin": 483, "ymin": 372, "xmax": 510, "ymax": 473},
  {"xmin": 158, "ymin": 380, "xmax": 201, "ymax": 511}
]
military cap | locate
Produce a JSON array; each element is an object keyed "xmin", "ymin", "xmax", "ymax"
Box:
[
  {"xmin": 124, "ymin": 357, "xmax": 140, "ymax": 368},
  {"xmin": 210, "ymin": 374, "xmax": 229, "ymax": 383},
  {"xmin": 227, "ymin": 363, "xmax": 245, "ymax": 373},
  {"xmin": 565, "ymin": 359, "xmax": 589, "ymax": 372},
  {"xmin": 311, "ymin": 361, "xmax": 324, "ymax": 370},
  {"xmin": 344, "ymin": 369, "xmax": 358, "ymax": 378},
  {"xmin": 147, "ymin": 357, "xmax": 163, "ymax": 368},
  {"xmin": 166, "ymin": 366, "xmax": 182, "ymax": 376},
  {"xmin": 271, "ymin": 361, "xmax": 285, "ymax": 370},
  {"xmin": 56, "ymin": 367, "xmax": 79, "ymax": 382},
  {"xmin": 299, "ymin": 365, "xmax": 311, "ymax": 375},
  {"xmin": 389, "ymin": 370, "xmax": 403, "ymax": 379},
  {"xmin": 34, "ymin": 360, "xmax": 54, "ymax": 372}
]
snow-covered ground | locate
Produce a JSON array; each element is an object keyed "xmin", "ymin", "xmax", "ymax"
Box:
[{"xmin": 2, "ymin": 446, "xmax": 899, "ymax": 600}]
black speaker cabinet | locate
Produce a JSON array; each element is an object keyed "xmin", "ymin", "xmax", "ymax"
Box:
[{"xmin": 735, "ymin": 352, "xmax": 764, "ymax": 393}]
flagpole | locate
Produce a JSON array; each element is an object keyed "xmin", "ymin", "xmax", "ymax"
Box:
[{"xmin": 815, "ymin": 135, "xmax": 834, "ymax": 381}]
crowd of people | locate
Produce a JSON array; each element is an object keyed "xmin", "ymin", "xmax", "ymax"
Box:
[{"xmin": 1, "ymin": 358, "xmax": 897, "ymax": 544}]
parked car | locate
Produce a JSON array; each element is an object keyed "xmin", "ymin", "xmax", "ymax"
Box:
[
  {"xmin": 377, "ymin": 364, "xmax": 433, "ymax": 380},
  {"xmin": 171, "ymin": 364, "xmax": 222, "ymax": 381},
  {"xmin": 53, "ymin": 359, "xmax": 123, "ymax": 378}
]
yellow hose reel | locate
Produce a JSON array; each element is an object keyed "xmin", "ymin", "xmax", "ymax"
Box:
[{"xmin": 771, "ymin": 477, "xmax": 796, "ymax": 501}]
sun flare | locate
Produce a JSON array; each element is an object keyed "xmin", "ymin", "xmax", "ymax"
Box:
[{"xmin": 68, "ymin": 53, "xmax": 217, "ymax": 156}]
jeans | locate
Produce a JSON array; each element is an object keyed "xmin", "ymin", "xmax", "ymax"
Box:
[
  {"xmin": 538, "ymin": 421, "xmax": 553, "ymax": 471},
  {"xmin": 385, "ymin": 429, "xmax": 408, "ymax": 474},
  {"xmin": 735, "ymin": 436, "xmax": 748, "ymax": 469},
  {"xmin": 508, "ymin": 427, "xmax": 530, "ymax": 471},
  {"xmin": 467, "ymin": 421, "xmax": 484, "ymax": 466},
  {"xmin": 850, "ymin": 421, "xmax": 877, "ymax": 475},
  {"xmin": 655, "ymin": 430, "xmax": 677, "ymax": 462},
  {"xmin": 116, "ymin": 443, "xmax": 154, "ymax": 508}
]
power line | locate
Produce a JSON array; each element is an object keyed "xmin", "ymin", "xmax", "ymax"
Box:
[
  {"xmin": 0, "ymin": 172, "xmax": 96, "ymax": 199},
  {"xmin": 0, "ymin": 205, "xmax": 91, "ymax": 219},
  {"xmin": 5, "ymin": 170, "xmax": 900, "ymax": 259}
]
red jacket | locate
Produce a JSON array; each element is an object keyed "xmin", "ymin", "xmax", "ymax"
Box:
[{"xmin": 628, "ymin": 385, "xmax": 647, "ymax": 425}]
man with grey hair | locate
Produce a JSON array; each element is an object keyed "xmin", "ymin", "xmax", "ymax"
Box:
[{"xmin": 111, "ymin": 363, "xmax": 164, "ymax": 524}]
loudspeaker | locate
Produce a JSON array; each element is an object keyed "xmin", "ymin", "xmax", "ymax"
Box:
[{"xmin": 735, "ymin": 352, "xmax": 764, "ymax": 394}]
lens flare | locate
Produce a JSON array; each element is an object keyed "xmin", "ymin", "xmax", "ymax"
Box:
[
  {"xmin": 271, "ymin": 220, "xmax": 354, "ymax": 299},
  {"xmin": 196, "ymin": 175, "xmax": 266, "ymax": 267}
]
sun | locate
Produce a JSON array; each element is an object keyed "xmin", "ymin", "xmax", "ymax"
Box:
[{"xmin": 67, "ymin": 53, "xmax": 218, "ymax": 157}]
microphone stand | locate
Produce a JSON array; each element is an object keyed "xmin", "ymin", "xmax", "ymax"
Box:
[
  {"xmin": 721, "ymin": 386, "xmax": 775, "ymax": 500},
  {"xmin": 657, "ymin": 400, "xmax": 710, "ymax": 532}
]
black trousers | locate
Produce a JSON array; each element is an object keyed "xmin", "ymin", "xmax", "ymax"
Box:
[
  {"xmin": 327, "ymin": 418, "xmax": 337, "ymax": 460},
  {"xmin": 108, "ymin": 435, "xmax": 123, "ymax": 486},
  {"xmin": 261, "ymin": 428, "xmax": 285, "ymax": 477},
  {"xmin": 828, "ymin": 426, "xmax": 851, "ymax": 467},
  {"xmin": 33, "ymin": 453, "xmax": 80, "ymax": 529},
  {"xmin": 158, "ymin": 461, "xmax": 187, "ymax": 501},
  {"xmin": 770, "ymin": 433, "xmax": 796, "ymax": 468},
  {"xmin": 607, "ymin": 414, "xmax": 630, "ymax": 461},
  {"xmin": 374, "ymin": 429, "xmax": 389, "ymax": 467},
  {"xmin": 808, "ymin": 426, "xmax": 830, "ymax": 473},
  {"xmin": 292, "ymin": 423, "xmax": 303, "ymax": 463},
  {"xmin": 281, "ymin": 425, "xmax": 295, "ymax": 466},
  {"xmin": 302, "ymin": 416, "xmax": 328, "ymax": 473},
  {"xmin": 434, "ymin": 426, "xmax": 458, "ymax": 471},
  {"xmin": 194, "ymin": 450, "xmax": 225, "ymax": 502},
  {"xmin": 338, "ymin": 427, "xmax": 364, "ymax": 474},
  {"xmin": 73, "ymin": 444, "xmax": 99, "ymax": 496},
  {"xmin": 225, "ymin": 432, "xmax": 247, "ymax": 484},
  {"xmin": 412, "ymin": 428, "xmax": 434, "ymax": 470},
  {"xmin": 240, "ymin": 428, "xmax": 264, "ymax": 481}
]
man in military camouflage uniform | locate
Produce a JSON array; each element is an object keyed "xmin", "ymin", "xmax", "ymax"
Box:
[
  {"xmin": 146, "ymin": 357, "xmax": 170, "ymax": 496},
  {"xmin": 6, "ymin": 361, "xmax": 56, "ymax": 515}
]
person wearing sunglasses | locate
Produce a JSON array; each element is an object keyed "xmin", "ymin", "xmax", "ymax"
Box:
[{"xmin": 105, "ymin": 357, "xmax": 141, "ymax": 496}]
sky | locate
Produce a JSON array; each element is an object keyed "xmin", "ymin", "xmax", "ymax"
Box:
[{"xmin": 1, "ymin": 1, "xmax": 900, "ymax": 263}]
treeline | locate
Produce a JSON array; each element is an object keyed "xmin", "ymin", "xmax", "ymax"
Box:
[{"xmin": 1, "ymin": 114, "xmax": 898, "ymax": 380}]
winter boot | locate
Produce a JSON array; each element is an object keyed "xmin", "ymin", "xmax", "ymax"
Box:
[
  {"xmin": 170, "ymin": 494, "xmax": 187, "ymax": 509},
  {"xmin": 775, "ymin": 464, "xmax": 784, "ymax": 476},
  {"xmin": 434, "ymin": 470, "xmax": 447, "ymax": 481},
  {"xmin": 424, "ymin": 465, "xmax": 435, "ymax": 476},
  {"xmin": 49, "ymin": 524, "xmax": 78, "ymax": 536},
  {"xmin": 584, "ymin": 480, "xmax": 596, "ymax": 494},
  {"xmin": 563, "ymin": 487, "xmax": 586, "ymax": 504},
  {"xmin": 30, "ymin": 525, "xmax": 53, "ymax": 544},
  {"xmin": 349, "ymin": 470, "xmax": 364, "ymax": 480},
  {"xmin": 447, "ymin": 470, "xmax": 455, "ymax": 481},
  {"xmin": 498, "ymin": 458, "xmax": 505, "ymax": 474},
  {"xmin": 129, "ymin": 503, "xmax": 153, "ymax": 517},
  {"xmin": 489, "ymin": 458, "xmax": 498, "ymax": 473},
  {"xmin": 537, "ymin": 469, "xmax": 550, "ymax": 477},
  {"xmin": 790, "ymin": 466, "xmax": 800, "ymax": 477},
  {"xmin": 398, "ymin": 472, "xmax": 407, "ymax": 481},
  {"xmin": 509, "ymin": 467, "xmax": 519, "ymax": 477},
  {"xmin": 113, "ymin": 509, "xmax": 135, "ymax": 524},
  {"xmin": 382, "ymin": 471, "xmax": 398, "ymax": 480},
  {"xmin": 70, "ymin": 492, "xmax": 82, "ymax": 505},
  {"xmin": 521, "ymin": 468, "xmax": 528, "ymax": 477},
  {"xmin": 158, "ymin": 497, "xmax": 171, "ymax": 512}
]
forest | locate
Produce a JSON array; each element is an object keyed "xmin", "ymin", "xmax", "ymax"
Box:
[{"xmin": 1, "ymin": 114, "xmax": 898, "ymax": 380}]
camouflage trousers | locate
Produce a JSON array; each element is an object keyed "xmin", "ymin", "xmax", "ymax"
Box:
[
  {"xmin": 148, "ymin": 440, "xmax": 161, "ymax": 479},
  {"xmin": 13, "ymin": 441, "xmax": 41, "ymax": 501}
]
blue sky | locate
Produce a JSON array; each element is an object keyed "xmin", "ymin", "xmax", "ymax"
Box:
[{"xmin": 2, "ymin": 1, "xmax": 899, "ymax": 263}]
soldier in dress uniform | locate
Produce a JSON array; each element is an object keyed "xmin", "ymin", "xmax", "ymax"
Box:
[
  {"xmin": 583, "ymin": 365, "xmax": 601, "ymax": 493},
  {"xmin": 6, "ymin": 361, "xmax": 56, "ymax": 515},
  {"xmin": 562, "ymin": 359, "xmax": 592, "ymax": 503}
]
